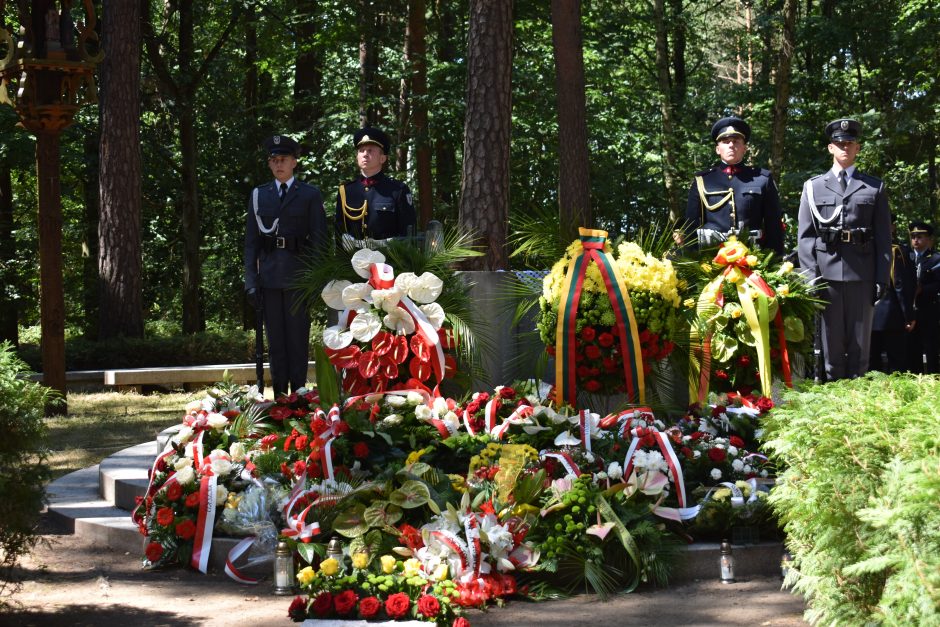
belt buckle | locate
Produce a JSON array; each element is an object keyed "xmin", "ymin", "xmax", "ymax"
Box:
[
  {"xmin": 275, "ymin": 236, "xmax": 286, "ymax": 249},
  {"xmin": 841, "ymin": 230, "xmax": 851, "ymax": 243}
]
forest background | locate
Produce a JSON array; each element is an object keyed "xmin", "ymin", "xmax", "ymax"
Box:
[{"xmin": 0, "ymin": 0, "xmax": 937, "ymax": 364}]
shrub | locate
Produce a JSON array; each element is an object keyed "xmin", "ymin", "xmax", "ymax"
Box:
[
  {"xmin": 763, "ymin": 373, "xmax": 940, "ymax": 626},
  {"xmin": 0, "ymin": 342, "xmax": 56, "ymax": 597}
]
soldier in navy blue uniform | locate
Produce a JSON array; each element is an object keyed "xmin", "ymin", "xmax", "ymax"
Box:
[
  {"xmin": 906, "ymin": 221, "xmax": 940, "ymax": 373},
  {"xmin": 798, "ymin": 118, "xmax": 892, "ymax": 380},
  {"xmin": 244, "ymin": 135, "xmax": 328, "ymax": 397},
  {"xmin": 335, "ymin": 127, "xmax": 416, "ymax": 245},
  {"xmin": 683, "ymin": 116, "xmax": 784, "ymax": 254},
  {"xmin": 869, "ymin": 214, "xmax": 916, "ymax": 373}
]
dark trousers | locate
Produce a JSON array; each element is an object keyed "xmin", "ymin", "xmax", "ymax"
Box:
[
  {"xmin": 907, "ymin": 319, "xmax": 940, "ymax": 374},
  {"xmin": 820, "ymin": 280, "xmax": 874, "ymax": 380},
  {"xmin": 262, "ymin": 287, "xmax": 310, "ymax": 396},
  {"xmin": 869, "ymin": 329, "xmax": 909, "ymax": 373}
]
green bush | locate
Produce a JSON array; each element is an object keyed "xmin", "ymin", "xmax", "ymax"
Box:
[
  {"xmin": 764, "ymin": 373, "xmax": 940, "ymax": 626},
  {"xmin": 0, "ymin": 342, "xmax": 56, "ymax": 596}
]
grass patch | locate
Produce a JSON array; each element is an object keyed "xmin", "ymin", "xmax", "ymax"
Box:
[{"xmin": 43, "ymin": 391, "xmax": 197, "ymax": 480}]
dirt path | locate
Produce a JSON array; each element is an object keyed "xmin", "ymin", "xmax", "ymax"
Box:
[{"xmin": 1, "ymin": 523, "xmax": 807, "ymax": 627}]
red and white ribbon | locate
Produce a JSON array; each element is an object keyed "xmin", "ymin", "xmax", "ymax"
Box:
[
  {"xmin": 190, "ymin": 474, "xmax": 218, "ymax": 574},
  {"xmin": 621, "ymin": 424, "xmax": 689, "ymax": 508},
  {"xmin": 224, "ymin": 536, "xmax": 260, "ymax": 585},
  {"xmin": 539, "ymin": 450, "xmax": 582, "ymax": 477}
]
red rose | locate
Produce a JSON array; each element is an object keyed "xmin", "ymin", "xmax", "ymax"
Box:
[
  {"xmin": 156, "ymin": 506, "xmax": 175, "ymax": 527},
  {"xmin": 358, "ymin": 596, "xmax": 381, "ymax": 619},
  {"xmin": 293, "ymin": 460, "xmax": 307, "ymax": 476},
  {"xmin": 145, "ymin": 541, "xmax": 164, "ymax": 563},
  {"xmin": 729, "ymin": 435, "xmax": 746, "ymax": 448},
  {"xmin": 417, "ymin": 594, "xmax": 441, "ymax": 618},
  {"xmin": 756, "ymin": 396, "xmax": 774, "ymax": 413},
  {"xmin": 680, "ymin": 446, "xmax": 693, "ymax": 459},
  {"xmin": 497, "ymin": 386, "xmax": 516, "ymax": 399},
  {"xmin": 598, "ymin": 332, "xmax": 615, "ymax": 348},
  {"xmin": 333, "ymin": 590, "xmax": 359, "ymax": 615},
  {"xmin": 385, "ymin": 592, "xmax": 411, "ymax": 619},
  {"xmin": 602, "ymin": 357, "xmax": 617, "ymax": 372},
  {"xmin": 711, "ymin": 405, "xmax": 727, "ymax": 418},
  {"xmin": 576, "ymin": 365, "xmax": 590, "ymax": 378},
  {"xmin": 690, "ymin": 431, "xmax": 705, "ymax": 441},
  {"xmin": 353, "ymin": 442, "xmax": 370, "ymax": 459},
  {"xmin": 580, "ymin": 326, "xmax": 596, "ymax": 342},
  {"xmin": 269, "ymin": 405, "xmax": 293, "ymax": 421},
  {"xmin": 708, "ymin": 448, "xmax": 727, "ymax": 463},
  {"xmin": 288, "ymin": 596, "xmax": 307, "ymax": 621},
  {"xmin": 311, "ymin": 591, "xmax": 333, "ymax": 617},
  {"xmin": 175, "ymin": 518, "xmax": 196, "ymax": 540},
  {"xmin": 165, "ymin": 482, "xmax": 183, "ymax": 502},
  {"xmin": 585, "ymin": 345, "xmax": 602, "ymax": 360},
  {"xmin": 452, "ymin": 618, "xmax": 471, "ymax": 627},
  {"xmin": 185, "ymin": 492, "xmax": 200, "ymax": 508}
]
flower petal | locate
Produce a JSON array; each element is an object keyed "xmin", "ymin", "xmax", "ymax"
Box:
[
  {"xmin": 553, "ymin": 431, "xmax": 580, "ymax": 447},
  {"xmin": 321, "ymin": 280, "xmax": 352, "ymax": 310},
  {"xmin": 323, "ymin": 325, "xmax": 354, "ymax": 350},
  {"xmin": 342, "ymin": 283, "xmax": 373, "ymax": 311},
  {"xmin": 372, "ymin": 287, "xmax": 404, "ymax": 313},
  {"xmin": 418, "ymin": 303, "xmax": 445, "ymax": 329},
  {"xmin": 351, "ymin": 249, "xmax": 386, "ymax": 278},
  {"xmin": 350, "ymin": 312, "xmax": 382, "ymax": 342},
  {"xmin": 384, "ymin": 308, "xmax": 416, "ymax": 334},
  {"xmin": 408, "ymin": 272, "xmax": 444, "ymax": 303}
]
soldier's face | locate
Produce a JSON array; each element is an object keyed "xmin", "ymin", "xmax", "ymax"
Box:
[
  {"xmin": 268, "ymin": 154, "xmax": 297, "ymax": 183},
  {"xmin": 828, "ymin": 141, "xmax": 860, "ymax": 168},
  {"xmin": 911, "ymin": 232, "xmax": 932, "ymax": 253},
  {"xmin": 357, "ymin": 144, "xmax": 387, "ymax": 176},
  {"xmin": 715, "ymin": 136, "xmax": 746, "ymax": 165}
]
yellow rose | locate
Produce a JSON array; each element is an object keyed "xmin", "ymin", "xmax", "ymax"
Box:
[
  {"xmin": 777, "ymin": 284, "xmax": 790, "ymax": 296},
  {"xmin": 351, "ymin": 552, "xmax": 369, "ymax": 570},
  {"xmin": 297, "ymin": 566, "xmax": 317, "ymax": 586},
  {"xmin": 380, "ymin": 555, "xmax": 397, "ymax": 574},
  {"xmin": 403, "ymin": 557, "xmax": 422, "ymax": 578},
  {"xmin": 319, "ymin": 557, "xmax": 340, "ymax": 577},
  {"xmin": 779, "ymin": 261, "xmax": 794, "ymax": 274}
]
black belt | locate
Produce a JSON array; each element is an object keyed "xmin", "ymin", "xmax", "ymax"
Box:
[
  {"xmin": 819, "ymin": 227, "xmax": 871, "ymax": 244},
  {"xmin": 261, "ymin": 235, "xmax": 307, "ymax": 251}
]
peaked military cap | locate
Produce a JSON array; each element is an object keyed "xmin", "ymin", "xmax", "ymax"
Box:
[
  {"xmin": 711, "ymin": 116, "xmax": 751, "ymax": 142},
  {"xmin": 354, "ymin": 126, "xmax": 390, "ymax": 154},
  {"xmin": 263, "ymin": 134, "xmax": 300, "ymax": 157},
  {"xmin": 909, "ymin": 221, "xmax": 934, "ymax": 236},
  {"xmin": 826, "ymin": 118, "xmax": 862, "ymax": 142}
]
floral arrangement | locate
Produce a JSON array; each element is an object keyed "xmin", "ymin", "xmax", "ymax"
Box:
[
  {"xmin": 684, "ymin": 237, "xmax": 822, "ymax": 398},
  {"xmin": 537, "ymin": 230, "xmax": 684, "ymax": 404},
  {"xmin": 321, "ymin": 248, "xmax": 457, "ymax": 395}
]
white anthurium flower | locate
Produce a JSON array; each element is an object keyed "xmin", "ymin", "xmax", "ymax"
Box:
[
  {"xmin": 554, "ymin": 431, "xmax": 581, "ymax": 447},
  {"xmin": 321, "ymin": 279, "xmax": 352, "ymax": 310},
  {"xmin": 384, "ymin": 308, "xmax": 416, "ymax": 334},
  {"xmin": 372, "ymin": 287, "xmax": 404, "ymax": 313},
  {"xmin": 350, "ymin": 312, "xmax": 382, "ymax": 342},
  {"xmin": 418, "ymin": 303, "xmax": 445, "ymax": 329},
  {"xmin": 402, "ymin": 272, "xmax": 444, "ymax": 304},
  {"xmin": 323, "ymin": 324, "xmax": 354, "ymax": 350},
  {"xmin": 341, "ymin": 282, "xmax": 373, "ymax": 312},
  {"xmin": 351, "ymin": 248, "xmax": 386, "ymax": 278}
]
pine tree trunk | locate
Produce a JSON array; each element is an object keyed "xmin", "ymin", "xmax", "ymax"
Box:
[
  {"xmin": 769, "ymin": 0, "xmax": 798, "ymax": 180},
  {"xmin": 653, "ymin": 0, "xmax": 681, "ymax": 222},
  {"xmin": 0, "ymin": 163, "xmax": 16, "ymax": 345},
  {"xmin": 409, "ymin": 0, "xmax": 433, "ymax": 227}
]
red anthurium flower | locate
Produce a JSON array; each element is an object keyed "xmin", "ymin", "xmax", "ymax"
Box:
[
  {"xmin": 444, "ymin": 354, "xmax": 457, "ymax": 377},
  {"xmin": 409, "ymin": 358, "xmax": 432, "ymax": 381},
  {"xmin": 410, "ymin": 334, "xmax": 431, "ymax": 362},
  {"xmin": 379, "ymin": 354, "xmax": 399, "ymax": 379},
  {"xmin": 391, "ymin": 335, "xmax": 410, "ymax": 364},
  {"xmin": 358, "ymin": 351, "xmax": 380, "ymax": 379},
  {"xmin": 372, "ymin": 330, "xmax": 394, "ymax": 356}
]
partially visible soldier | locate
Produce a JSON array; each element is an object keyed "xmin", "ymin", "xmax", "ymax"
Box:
[
  {"xmin": 244, "ymin": 134, "xmax": 328, "ymax": 397},
  {"xmin": 869, "ymin": 214, "xmax": 915, "ymax": 373},
  {"xmin": 683, "ymin": 115, "xmax": 785, "ymax": 254},
  {"xmin": 906, "ymin": 221, "xmax": 940, "ymax": 373},
  {"xmin": 335, "ymin": 126, "xmax": 417, "ymax": 247},
  {"xmin": 797, "ymin": 118, "xmax": 891, "ymax": 381}
]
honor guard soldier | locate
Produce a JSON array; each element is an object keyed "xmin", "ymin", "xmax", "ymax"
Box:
[
  {"xmin": 244, "ymin": 134, "xmax": 328, "ymax": 397},
  {"xmin": 684, "ymin": 116, "xmax": 785, "ymax": 254},
  {"xmin": 797, "ymin": 118, "xmax": 891, "ymax": 380},
  {"xmin": 869, "ymin": 214, "xmax": 916, "ymax": 373},
  {"xmin": 335, "ymin": 126, "xmax": 417, "ymax": 246},
  {"xmin": 906, "ymin": 221, "xmax": 940, "ymax": 373}
]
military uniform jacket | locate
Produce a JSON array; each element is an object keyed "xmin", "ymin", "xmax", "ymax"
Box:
[
  {"xmin": 244, "ymin": 180, "xmax": 327, "ymax": 291},
  {"xmin": 873, "ymin": 244, "xmax": 915, "ymax": 331},
  {"xmin": 684, "ymin": 164, "xmax": 784, "ymax": 254},
  {"xmin": 335, "ymin": 172, "xmax": 417, "ymax": 240},
  {"xmin": 796, "ymin": 169, "xmax": 891, "ymax": 284},
  {"xmin": 911, "ymin": 247, "xmax": 940, "ymax": 323}
]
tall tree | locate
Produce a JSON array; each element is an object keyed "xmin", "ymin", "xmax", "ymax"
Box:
[
  {"xmin": 432, "ymin": 0, "xmax": 460, "ymax": 215},
  {"xmin": 98, "ymin": 0, "xmax": 143, "ymax": 339},
  {"xmin": 292, "ymin": 0, "xmax": 323, "ymax": 130},
  {"xmin": 0, "ymin": 162, "xmax": 15, "ymax": 345},
  {"xmin": 769, "ymin": 0, "xmax": 797, "ymax": 179},
  {"xmin": 652, "ymin": 0, "xmax": 681, "ymax": 221},
  {"xmin": 550, "ymin": 0, "xmax": 591, "ymax": 235},
  {"xmin": 408, "ymin": 0, "xmax": 433, "ymax": 227}
]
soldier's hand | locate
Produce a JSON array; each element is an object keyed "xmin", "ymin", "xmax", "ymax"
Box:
[
  {"xmin": 874, "ymin": 283, "xmax": 885, "ymax": 303},
  {"xmin": 906, "ymin": 320, "xmax": 917, "ymax": 332},
  {"xmin": 246, "ymin": 287, "xmax": 259, "ymax": 308}
]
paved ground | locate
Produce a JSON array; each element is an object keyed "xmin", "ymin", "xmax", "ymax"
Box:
[{"xmin": 1, "ymin": 521, "xmax": 807, "ymax": 627}]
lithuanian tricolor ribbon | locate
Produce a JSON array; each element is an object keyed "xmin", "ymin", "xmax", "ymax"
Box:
[{"xmin": 555, "ymin": 228, "xmax": 645, "ymax": 406}]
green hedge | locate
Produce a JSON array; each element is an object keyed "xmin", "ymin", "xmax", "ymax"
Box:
[
  {"xmin": 0, "ymin": 342, "xmax": 55, "ymax": 595},
  {"xmin": 764, "ymin": 373, "xmax": 940, "ymax": 626}
]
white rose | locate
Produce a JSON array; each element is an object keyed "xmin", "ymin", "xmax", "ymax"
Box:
[
  {"xmin": 215, "ymin": 484, "xmax": 229, "ymax": 504},
  {"xmin": 432, "ymin": 397, "xmax": 449, "ymax": 414},
  {"xmin": 710, "ymin": 468, "xmax": 723, "ymax": 480},
  {"xmin": 210, "ymin": 457, "xmax": 233, "ymax": 476},
  {"xmin": 206, "ymin": 412, "xmax": 229, "ymax": 430},
  {"xmin": 414, "ymin": 405, "xmax": 433, "ymax": 420},
  {"xmin": 174, "ymin": 457, "xmax": 192, "ymax": 471},
  {"xmin": 383, "ymin": 414, "xmax": 403, "ymax": 426},
  {"xmin": 406, "ymin": 391, "xmax": 425, "ymax": 406},
  {"xmin": 174, "ymin": 426, "xmax": 194, "ymax": 445},
  {"xmin": 385, "ymin": 394, "xmax": 407, "ymax": 408},
  {"xmin": 175, "ymin": 465, "xmax": 196, "ymax": 485},
  {"xmin": 229, "ymin": 442, "xmax": 247, "ymax": 462}
]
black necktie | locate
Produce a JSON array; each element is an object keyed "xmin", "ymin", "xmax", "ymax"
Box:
[
  {"xmin": 838, "ymin": 171, "xmax": 847, "ymax": 192},
  {"xmin": 279, "ymin": 183, "xmax": 287, "ymax": 200}
]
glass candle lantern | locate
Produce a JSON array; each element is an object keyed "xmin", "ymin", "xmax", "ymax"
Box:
[
  {"xmin": 719, "ymin": 539, "xmax": 736, "ymax": 584},
  {"xmin": 273, "ymin": 539, "xmax": 295, "ymax": 595}
]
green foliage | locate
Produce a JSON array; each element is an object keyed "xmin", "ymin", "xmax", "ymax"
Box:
[
  {"xmin": 764, "ymin": 373, "xmax": 940, "ymax": 626},
  {"xmin": 0, "ymin": 342, "xmax": 56, "ymax": 596}
]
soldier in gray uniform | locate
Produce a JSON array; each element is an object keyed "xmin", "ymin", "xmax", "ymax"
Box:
[
  {"xmin": 244, "ymin": 135, "xmax": 328, "ymax": 397},
  {"xmin": 797, "ymin": 118, "xmax": 891, "ymax": 380}
]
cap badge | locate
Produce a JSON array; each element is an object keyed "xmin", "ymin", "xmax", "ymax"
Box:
[
  {"xmin": 840, "ymin": 120, "xmax": 849, "ymax": 131},
  {"xmin": 361, "ymin": 135, "xmax": 372, "ymax": 143},
  {"xmin": 273, "ymin": 135, "xmax": 281, "ymax": 144}
]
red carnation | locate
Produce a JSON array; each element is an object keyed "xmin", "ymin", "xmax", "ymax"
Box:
[
  {"xmin": 729, "ymin": 435, "xmax": 746, "ymax": 448},
  {"xmin": 602, "ymin": 357, "xmax": 617, "ymax": 372},
  {"xmin": 175, "ymin": 518, "xmax": 196, "ymax": 540},
  {"xmin": 333, "ymin": 590, "xmax": 359, "ymax": 615},
  {"xmin": 260, "ymin": 434, "xmax": 278, "ymax": 449},
  {"xmin": 293, "ymin": 460, "xmax": 307, "ymax": 476},
  {"xmin": 185, "ymin": 492, "xmax": 200, "ymax": 508},
  {"xmin": 417, "ymin": 594, "xmax": 441, "ymax": 618},
  {"xmin": 353, "ymin": 442, "xmax": 370, "ymax": 459},
  {"xmin": 580, "ymin": 326, "xmax": 597, "ymax": 342},
  {"xmin": 294, "ymin": 435, "xmax": 309, "ymax": 451},
  {"xmin": 269, "ymin": 405, "xmax": 293, "ymax": 421},
  {"xmin": 385, "ymin": 592, "xmax": 411, "ymax": 619},
  {"xmin": 576, "ymin": 365, "xmax": 590, "ymax": 378},
  {"xmin": 358, "ymin": 596, "xmax": 381, "ymax": 619},
  {"xmin": 165, "ymin": 482, "xmax": 183, "ymax": 502},
  {"xmin": 598, "ymin": 332, "xmax": 615, "ymax": 348},
  {"xmin": 311, "ymin": 591, "xmax": 333, "ymax": 617},
  {"xmin": 156, "ymin": 506, "xmax": 175, "ymax": 527},
  {"xmin": 708, "ymin": 448, "xmax": 727, "ymax": 463},
  {"xmin": 585, "ymin": 345, "xmax": 602, "ymax": 360},
  {"xmin": 288, "ymin": 596, "xmax": 307, "ymax": 621},
  {"xmin": 309, "ymin": 416, "xmax": 328, "ymax": 436},
  {"xmin": 144, "ymin": 541, "xmax": 164, "ymax": 563}
]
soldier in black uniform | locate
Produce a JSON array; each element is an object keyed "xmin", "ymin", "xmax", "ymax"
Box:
[
  {"xmin": 869, "ymin": 214, "xmax": 916, "ymax": 373},
  {"xmin": 244, "ymin": 135, "xmax": 328, "ymax": 397},
  {"xmin": 684, "ymin": 116, "xmax": 785, "ymax": 254},
  {"xmin": 906, "ymin": 221, "xmax": 940, "ymax": 373},
  {"xmin": 335, "ymin": 126, "xmax": 417, "ymax": 246}
]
